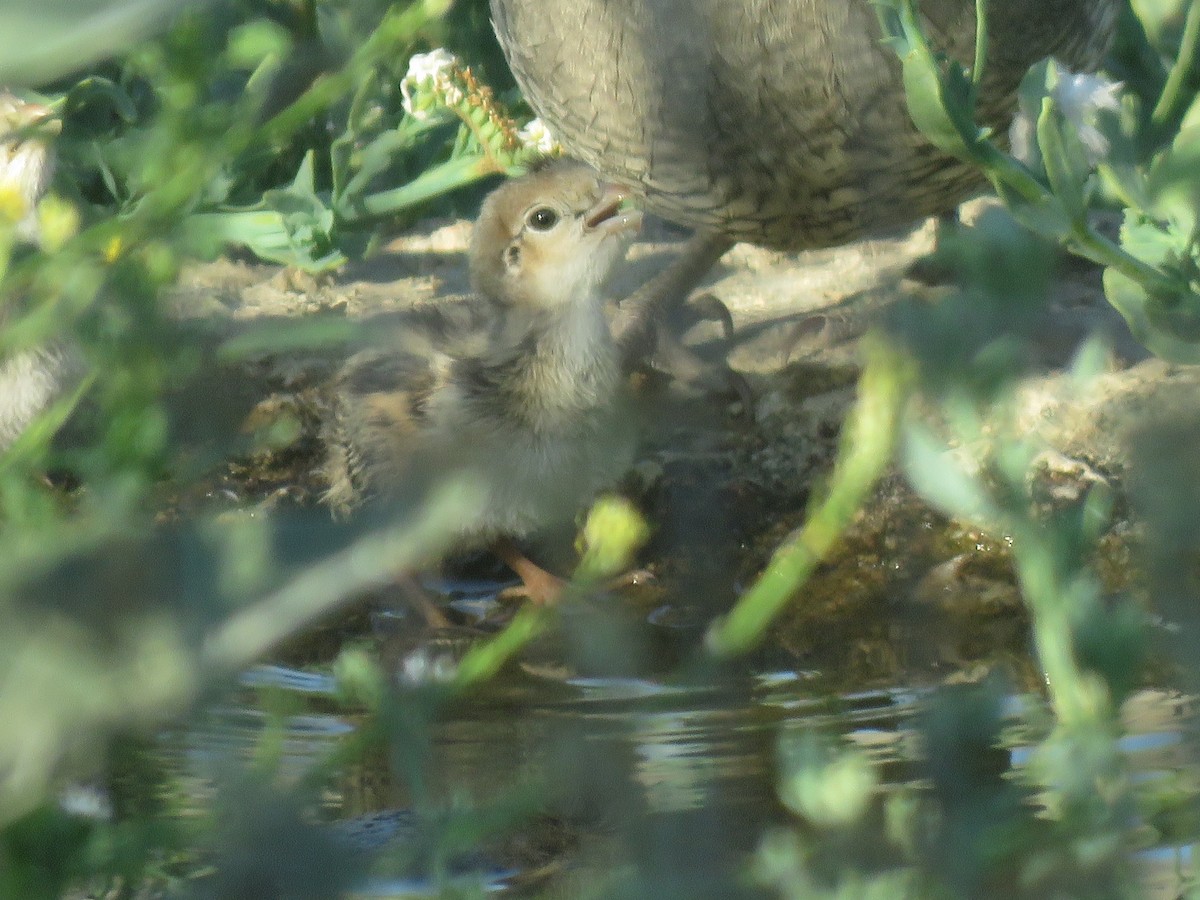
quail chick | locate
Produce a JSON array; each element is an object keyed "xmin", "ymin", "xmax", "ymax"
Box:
[
  {"xmin": 490, "ymin": 0, "xmax": 1121, "ymax": 356},
  {"xmin": 0, "ymin": 91, "xmax": 81, "ymax": 453},
  {"xmin": 0, "ymin": 91, "xmax": 55, "ymax": 240},
  {"xmin": 322, "ymin": 160, "xmax": 642, "ymax": 602}
]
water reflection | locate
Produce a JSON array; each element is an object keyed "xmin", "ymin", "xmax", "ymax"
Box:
[{"xmin": 170, "ymin": 664, "xmax": 1200, "ymax": 898}]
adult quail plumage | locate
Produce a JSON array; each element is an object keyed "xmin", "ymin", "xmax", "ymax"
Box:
[
  {"xmin": 322, "ymin": 159, "xmax": 641, "ymax": 602},
  {"xmin": 490, "ymin": 0, "xmax": 1121, "ymax": 353}
]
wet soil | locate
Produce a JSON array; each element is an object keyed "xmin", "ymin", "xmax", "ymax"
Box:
[{"xmin": 160, "ymin": 198, "xmax": 1192, "ymax": 687}]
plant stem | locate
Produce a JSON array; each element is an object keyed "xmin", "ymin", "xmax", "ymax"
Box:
[
  {"xmin": 199, "ymin": 482, "xmax": 480, "ymax": 677},
  {"xmin": 258, "ymin": 2, "xmax": 436, "ymax": 149},
  {"xmin": 452, "ymin": 606, "xmax": 551, "ymax": 689},
  {"xmin": 1150, "ymin": 0, "xmax": 1200, "ymax": 143},
  {"xmin": 705, "ymin": 338, "xmax": 908, "ymax": 657},
  {"xmin": 972, "ymin": 0, "xmax": 989, "ymax": 95},
  {"xmin": 336, "ymin": 153, "xmax": 500, "ymax": 225}
]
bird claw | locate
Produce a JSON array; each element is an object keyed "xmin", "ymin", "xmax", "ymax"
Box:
[
  {"xmin": 644, "ymin": 323, "xmax": 755, "ymax": 415},
  {"xmin": 679, "ymin": 292, "xmax": 735, "ymax": 342},
  {"xmin": 497, "ymin": 566, "xmax": 656, "ymax": 603}
]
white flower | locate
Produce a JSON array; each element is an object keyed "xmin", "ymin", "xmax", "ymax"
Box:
[
  {"xmin": 518, "ymin": 117, "xmax": 558, "ymax": 154},
  {"xmin": 405, "ymin": 48, "xmax": 458, "ymax": 84},
  {"xmin": 1009, "ymin": 66, "xmax": 1122, "ymax": 166},
  {"xmin": 1052, "ymin": 71, "xmax": 1121, "ymax": 161},
  {"xmin": 400, "ymin": 48, "xmax": 462, "ymax": 120},
  {"xmin": 439, "ymin": 81, "xmax": 465, "ymax": 108}
]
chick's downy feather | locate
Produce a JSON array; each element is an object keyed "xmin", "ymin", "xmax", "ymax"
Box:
[{"xmin": 322, "ymin": 161, "xmax": 642, "ymax": 546}]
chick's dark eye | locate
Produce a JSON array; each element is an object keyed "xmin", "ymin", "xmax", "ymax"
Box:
[{"xmin": 526, "ymin": 206, "xmax": 559, "ymax": 231}]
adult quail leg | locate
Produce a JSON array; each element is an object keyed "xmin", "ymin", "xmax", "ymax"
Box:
[
  {"xmin": 612, "ymin": 232, "xmax": 751, "ymax": 406},
  {"xmin": 905, "ymin": 212, "xmax": 963, "ymax": 285}
]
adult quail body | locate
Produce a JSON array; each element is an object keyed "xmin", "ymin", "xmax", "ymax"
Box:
[
  {"xmin": 322, "ymin": 160, "xmax": 641, "ymax": 601},
  {"xmin": 490, "ymin": 0, "xmax": 1121, "ymax": 348}
]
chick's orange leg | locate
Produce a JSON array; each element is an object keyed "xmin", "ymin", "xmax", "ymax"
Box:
[
  {"xmin": 397, "ymin": 574, "xmax": 454, "ymax": 629},
  {"xmin": 493, "ymin": 538, "xmax": 567, "ymax": 605},
  {"xmin": 494, "ymin": 539, "xmax": 656, "ymax": 604}
]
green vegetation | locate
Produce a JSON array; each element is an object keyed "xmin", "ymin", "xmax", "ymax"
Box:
[{"xmin": 1, "ymin": 0, "xmax": 1199, "ymax": 897}]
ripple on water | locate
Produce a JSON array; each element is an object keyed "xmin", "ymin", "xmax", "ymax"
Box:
[{"xmin": 166, "ymin": 658, "xmax": 1200, "ymax": 897}]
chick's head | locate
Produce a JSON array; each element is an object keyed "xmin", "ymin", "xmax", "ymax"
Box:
[{"xmin": 469, "ymin": 160, "xmax": 642, "ymax": 313}]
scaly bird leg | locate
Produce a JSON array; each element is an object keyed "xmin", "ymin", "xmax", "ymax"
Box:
[
  {"xmin": 612, "ymin": 232, "xmax": 752, "ymax": 408},
  {"xmin": 612, "ymin": 231, "xmax": 734, "ymax": 368},
  {"xmin": 396, "ymin": 574, "xmax": 454, "ymax": 629}
]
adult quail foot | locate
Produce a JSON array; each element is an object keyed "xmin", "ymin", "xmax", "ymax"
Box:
[
  {"xmin": 490, "ymin": 0, "xmax": 1121, "ymax": 366},
  {"xmin": 0, "ymin": 91, "xmax": 82, "ymax": 452},
  {"xmin": 322, "ymin": 160, "xmax": 642, "ymax": 603}
]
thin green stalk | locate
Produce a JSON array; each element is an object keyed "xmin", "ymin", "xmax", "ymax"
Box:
[
  {"xmin": 452, "ymin": 497, "xmax": 648, "ymax": 690},
  {"xmin": 1150, "ymin": 0, "xmax": 1200, "ymax": 141},
  {"xmin": 705, "ymin": 338, "xmax": 909, "ymax": 658},
  {"xmin": 257, "ymin": 2, "xmax": 438, "ymax": 149},
  {"xmin": 979, "ymin": 151, "xmax": 1183, "ymax": 297},
  {"xmin": 337, "ymin": 153, "xmax": 499, "ymax": 225},
  {"xmin": 452, "ymin": 606, "xmax": 552, "ymax": 689},
  {"xmin": 0, "ymin": 371, "xmax": 96, "ymax": 471},
  {"xmin": 972, "ymin": 0, "xmax": 989, "ymax": 95},
  {"xmin": 1064, "ymin": 219, "xmax": 1185, "ymax": 296},
  {"xmin": 1010, "ymin": 531, "xmax": 1106, "ymax": 727},
  {"xmin": 199, "ymin": 481, "xmax": 481, "ymax": 678},
  {"xmin": 978, "ymin": 142, "xmax": 1058, "ymax": 204}
]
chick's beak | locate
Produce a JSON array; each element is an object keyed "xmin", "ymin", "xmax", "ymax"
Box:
[{"xmin": 584, "ymin": 183, "xmax": 642, "ymax": 236}]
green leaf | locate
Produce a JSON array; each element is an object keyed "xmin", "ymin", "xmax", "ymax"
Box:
[
  {"xmin": 1104, "ymin": 258, "xmax": 1200, "ymax": 364},
  {"xmin": 1145, "ymin": 123, "xmax": 1200, "ymax": 235},
  {"xmin": 994, "ymin": 181, "xmax": 1073, "ymax": 242},
  {"xmin": 64, "ymin": 76, "xmax": 139, "ymax": 123},
  {"xmin": 875, "ymin": 0, "xmax": 983, "ymax": 160},
  {"xmin": 900, "ymin": 422, "xmax": 996, "ymax": 523},
  {"xmin": 217, "ymin": 317, "xmax": 361, "ymax": 361},
  {"xmin": 1037, "ymin": 96, "xmax": 1089, "ymax": 227},
  {"xmin": 899, "ymin": 50, "xmax": 981, "ymax": 160},
  {"xmin": 225, "ymin": 20, "xmax": 292, "ymax": 70},
  {"xmin": 0, "ymin": 0, "xmax": 185, "ymax": 84}
]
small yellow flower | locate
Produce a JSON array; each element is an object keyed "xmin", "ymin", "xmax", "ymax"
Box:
[
  {"xmin": 34, "ymin": 196, "xmax": 79, "ymax": 253},
  {"xmin": 0, "ymin": 184, "xmax": 27, "ymax": 225},
  {"xmin": 103, "ymin": 235, "xmax": 124, "ymax": 263},
  {"xmin": 577, "ymin": 496, "xmax": 649, "ymax": 581}
]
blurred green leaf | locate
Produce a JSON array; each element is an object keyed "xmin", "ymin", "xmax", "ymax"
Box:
[
  {"xmin": 901, "ymin": 422, "xmax": 995, "ymax": 523},
  {"xmin": 1145, "ymin": 123, "xmax": 1200, "ymax": 234},
  {"xmin": 777, "ymin": 733, "xmax": 877, "ymax": 829},
  {"xmin": 225, "ymin": 20, "xmax": 294, "ymax": 72},
  {"xmin": 0, "ymin": 0, "xmax": 197, "ymax": 84},
  {"xmin": 1037, "ymin": 97, "xmax": 1089, "ymax": 227}
]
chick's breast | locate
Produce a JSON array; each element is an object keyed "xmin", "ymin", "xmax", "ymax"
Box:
[{"xmin": 322, "ymin": 322, "xmax": 633, "ymax": 544}]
